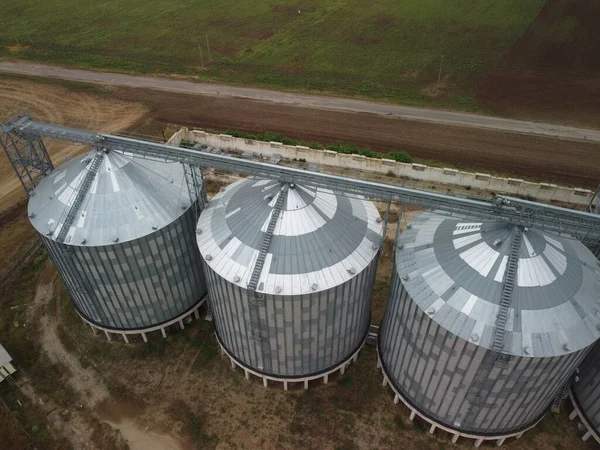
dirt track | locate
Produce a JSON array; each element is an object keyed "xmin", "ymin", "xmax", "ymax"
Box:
[
  {"xmin": 0, "ymin": 77, "xmax": 598, "ymax": 199},
  {"xmin": 32, "ymin": 264, "xmax": 187, "ymax": 450},
  {"xmin": 0, "ymin": 79, "xmax": 146, "ymax": 210},
  {"xmin": 112, "ymin": 87, "xmax": 600, "ymax": 188}
]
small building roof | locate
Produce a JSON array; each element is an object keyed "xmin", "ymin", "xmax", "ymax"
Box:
[
  {"xmin": 395, "ymin": 212, "xmax": 600, "ymax": 358},
  {"xmin": 29, "ymin": 150, "xmax": 193, "ymax": 246},
  {"xmin": 0, "ymin": 344, "xmax": 12, "ymax": 367},
  {"xmin": 197, "ymin": 179, "xmax": 383, "ymax": 295}
]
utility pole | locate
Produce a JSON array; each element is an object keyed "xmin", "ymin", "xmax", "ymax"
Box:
[
  {"xmin": 435, "ymin": 54, "xmax": 445, "ymax": 95},
  {"xmin": 198, "ymin": 43, "xmax": 204, "ymax": 68},
  {"xmin": 205, "ymin": 32, "xmax": 211, "ymax": 61}
]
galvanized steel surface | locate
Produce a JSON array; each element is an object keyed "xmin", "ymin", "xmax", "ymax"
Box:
[
  {"xmin": 395, "ymin": 212, "xmax": 600, "ymax": 358},
  {"xmin": 197, "ymin": 179, "xmax": 383, "ymax": 296},
  {"xmin": 28, "ymin": 150, "xmax": 207, "ymax": 330},
  {"xmin": 379, "ymin": 211, "xmax": 600, "ymax": 435},
  {"xmin": 197, "ymin": 179, "xmax": 382, "ymax": 376},
  {"xmin": 28, "ymin": 150, "xmax": 192, "ymax": 246},
  {"xmin": 572, "ymin": 342, "xmax": 600, "ymax": 438},
  {"xmin": 203, "ymin": 257, "xmax": 377, "ymax": 376},
  {"xmin": 42, "ymin": 204, "xmax": 207, "ymax": 330},
  {"xmin": 378, "ymin": 275, "xmax": 588, "ymax": 435}
]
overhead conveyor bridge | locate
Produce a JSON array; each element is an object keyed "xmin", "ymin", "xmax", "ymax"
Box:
[{"xmin": 2, "ymin": 114, "xmax": 600, "ymax": 245}]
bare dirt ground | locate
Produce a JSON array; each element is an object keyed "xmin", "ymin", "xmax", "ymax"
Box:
[
  {"xmin": 478, "ymin": 0, "xmax": 600, "ymax": 128},
  {"xmin": 0, "ymin": 78, "xmax": 146, "ymax": 211},
  {"xmin": 32, "ymin": 264, "xmax": 188, "ymax": 450},
  {"xmin": 0, "ymin": 76, "xmax": 598, "ymax": 196},
  {"xmin": 110, "ymin": 87, "xmax": 600, "ymax": 188}
]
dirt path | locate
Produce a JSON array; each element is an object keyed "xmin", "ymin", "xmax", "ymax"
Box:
[
  {"xmin": 1, "ymin": 60, "xmax": 599, "ymax": 141},
  {"xmin": 115, "ymin": 88, "xmax": 600, "ymax": 188},
  {"xmin": 0, "ymin": 78, "xmax": 146, "ymax": 211},
  {"xmin": 30, "ymin": 265, "xmax": 187, "ymax": 450}
]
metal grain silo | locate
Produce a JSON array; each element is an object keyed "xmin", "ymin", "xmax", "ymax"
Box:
[
  {"xmin": 569, "ymin": 341, "xmax": 600, "ymax": 444},
  {"xmin": 378, "ymin": 212, "xmax": 600, "ymax": 446},
  {"xmin": 197, "ymin": 179, "xmax": 383, "ymax": 389},
  {"xmin": 28, "ymin": 149, "xmax": 207, "ymax": 342}
]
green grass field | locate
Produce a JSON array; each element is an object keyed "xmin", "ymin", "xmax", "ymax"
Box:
[{"xmin": 0, "ymin": 0, "xmax": 546, "ymax": 111}]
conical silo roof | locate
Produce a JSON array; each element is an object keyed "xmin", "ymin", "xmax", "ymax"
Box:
[
  {"xmin": 28, "ymin": 150, "xmax": 194, "ymax": 246},
  {"xmin": 395, "ymin": 212, "xmax": 600, "ymax": 358},
  {"xmin": 197, "ymin": 179, "xmax": 383, "ymax": 295}
]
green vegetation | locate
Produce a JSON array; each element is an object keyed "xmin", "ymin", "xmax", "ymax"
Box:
[
  {"xmin": 212, "ymin": 129, "xmax": 414, "ymax": 163},
  {"xmin": 0, "ymin": 0, "xmax": 545, "ymax": 111}
]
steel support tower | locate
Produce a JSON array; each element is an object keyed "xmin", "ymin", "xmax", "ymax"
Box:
[{"xmin": 0, "ymin": 114, "xmax": 54, "ymax": 195}]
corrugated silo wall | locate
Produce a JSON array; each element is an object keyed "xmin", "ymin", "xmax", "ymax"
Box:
[
  {"xmin": 572, "ymin": 342, "xmax": 600, "ymax": 436},
  {"xmin": 202, "ymin": 257, "xmax": 378, "ymax": 377},
  {"xmin": 42, "ymin": 205, "xmax": 207, "ymax": 330},
  {"xmin": 379, "ymin": 268, "xmax": 587, "ymax": 435}
]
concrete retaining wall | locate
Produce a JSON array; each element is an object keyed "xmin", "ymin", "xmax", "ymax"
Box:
[{"xmin": 169, "ymin": 128, "xmax": 593, "ymax": 206}]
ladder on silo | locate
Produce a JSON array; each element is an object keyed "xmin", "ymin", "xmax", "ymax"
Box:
[
  {"xmin": 464, "ymin": 227, "xmax": 523, "ymax": 423},
  {"xmin": 551, "ymin": 383, "xmax": 569, "ymax": 413},
  {"xmin": 491, "ymin": 226, "xmax": 523, "ymax": 367},
  {"xmin": 247, "ymin": 183, "xmax": 288, "ymax": 372},
  {"xmin": 55, "ymin": 151, "xmax": 104, "ymax": 244}
]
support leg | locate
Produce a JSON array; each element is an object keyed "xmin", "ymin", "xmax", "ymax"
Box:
[
  {"xmin": 284, "ymin": 381, "xmax": 288, "ymax": 391},
  {"xmin": 142, "ymin": 333, "xmax": 148, "ymax": 343},
  {"xmin": 394, "ymin": 394, "xmax": 400, "ymax": 405},
  {"xmin": 323, "ymin": 374, "xmax": 328, "ymax": 385},
  {"xmin": 376, "ymin": 358, "xmax": 381, "ymax": 369},
  {"xmin": 194, "ymin": 309, "xmax": 200, "ymax": 320},
  {"xmin": 515, "ymin": 432, "xmax": 524, "ymax": 440},
  {"xmin": 340, "ymin": 364, "xmax": 346, "ymax": 375},
  {"xmin": 304, "ymin": 380, "xmax": 309, "ymax": 390},
  {"xmin": 245, "ymin": 370, "xmax": 250, "ymax": 380},
  {"xmin": 89, "ymin": 324, "xmax": 98, "ymax": 335},
  {"xmin": 569, "ymin": 410, "xmax": 578, "ymax": 420},
  {"xmin": 452, "ymin": 434, "xmax": 460, "ymax": 444},
  {"xmin": 179, "ymin": 319, "xmax": 185, "ymax": 330},
  {"xmin": 496, "ymin": 438, "xmax": 506, "ymax": 446},
  {"xmin": 583, "ymin": 431, "xmax": 592, "ymax": 442},
  {"xmin": 104, "ymin": 330, "xmax": 112, "ymax": 342},
  {"xmin": 429, "ymin": 424, "xmax": 436, "ymax": 435},
  {"xmin": 409, "ymin": 411, "xmax": 416, "ymax": 421},
  {"xmin": 382, "ymin": 376, "xmax": 388, "ymax": 387},
  {"xmin": 122, "ymin": 333, "xmax": 129, "ymax": 344},
  {"xmin": 263, "ymin": 378, "xmax": 268, "ymax": 388},
  {"xmin": 230, "ymin": 359, "xmax": 236, "ymax": 370},
  {"xmin": 161, "ymin": 328, "xmax": 167, "ymax": 339},
  {"xmin": 474, "ymin": 438, "xmax": 483, "ymax": 448}
]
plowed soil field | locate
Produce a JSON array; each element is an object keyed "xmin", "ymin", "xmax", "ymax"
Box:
[{"xmin": 478, "ymin": 0, "xmax": 600, "ymax": 127}]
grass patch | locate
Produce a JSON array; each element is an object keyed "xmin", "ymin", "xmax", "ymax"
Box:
[
  {"xmin": 0, "ymin": 0, "xmax": 546, "ymax": 111},
  {"xmin": 208, "ymin": 128, "xmax": 414, "ymax": 163},
  {"xmin": 188, "ymin": 411, "xmax": 219, "ymax": 449}
]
